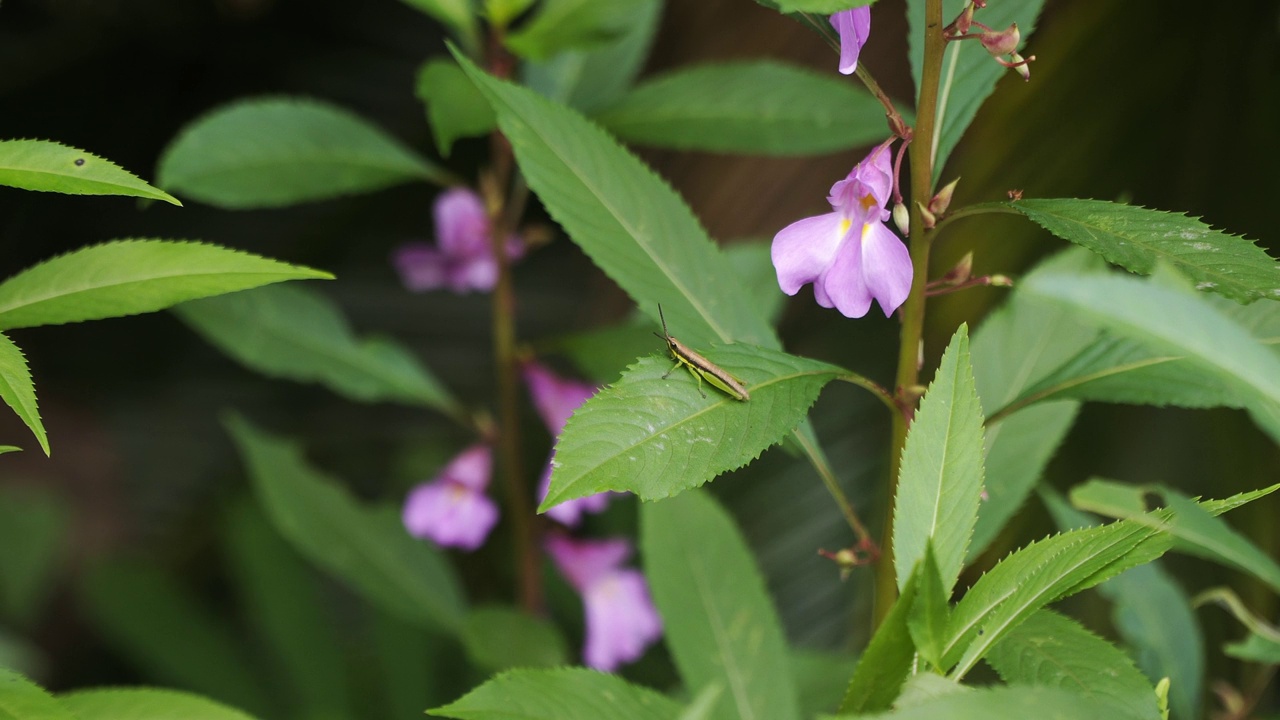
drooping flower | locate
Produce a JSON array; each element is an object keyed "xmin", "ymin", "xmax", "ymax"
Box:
[
  {"xmin": 402, "ymin": 444, "xmax": 498, "ymax": 551},
  {"xmin": 771, "ymin": 141, "xmax": 912, "ymax": 318},
  {"xmin": 831, "ymin": 6, "xmax": 872, "ymax": 75},
  {"xmin": 522, "ymin": 361, "xmax": 611, "ymax": 526},
  {"xmin": 545, "ymin": 534, "xmax": 663, "ymax": 671},
  {"xmin": 393, "ymin": 187, "xmax": 523, "ymax": 294}
]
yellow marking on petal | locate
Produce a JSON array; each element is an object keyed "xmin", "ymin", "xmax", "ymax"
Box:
[
  {"xmin": 861, "ymin": 223, "xmax": 872, "ymax": 241},
  {"xmin": 839, "ymin": 218, "xmax": 852, "ymax": 235}
]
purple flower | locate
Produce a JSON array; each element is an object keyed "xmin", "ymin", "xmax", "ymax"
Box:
[
  {"xmin": 523, "ymin": 361, "xmax": 611, "ymax": 526},
  {"xmin": 402, "ymin": 444, "xmax": 498, "ymax": 551},
  {"xmin": 393, "ymin": 187, "xmax": 523, "ymax": 294},
  {"xmin": 546, "ymin": 534, "xmax": 663, "ymax": 671},
  {"xmin": 831, "ymin": 6, "xmax": 872, "ymax": 75},
  {"xmin": 771, "ymin": 142, "xmax": 912, "ymax": 318}
]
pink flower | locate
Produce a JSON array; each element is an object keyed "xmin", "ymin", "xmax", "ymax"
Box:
[
  {"xmin": 402, "ymin": 444, "xmax": 498, "ymax": 551},
  {"xmin": 545, "ymin": 534, "xmax": 662, "ymax": 671},
  {"xmin": 523, "ymin": 361, "xmax": 611, "ymax": 527},
  {"xmin": 831, "ymin": 6, "xmax": 872, "ymax": 75},
  {"xmin": 771, "ymin": 141, "xmax": 912, "ymax": 318},
  {"xmin": 393, "ymin": 187, "xmax": 523, "ymax": 293}
]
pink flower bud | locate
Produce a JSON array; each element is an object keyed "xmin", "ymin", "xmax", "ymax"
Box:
[
  {"xmin": 929, "ymin": 177, "xmax": 960, "ymax": 216},
  {"xmin": 980, "ymin": 23, "xmax": 1020, "ymax": 58}
]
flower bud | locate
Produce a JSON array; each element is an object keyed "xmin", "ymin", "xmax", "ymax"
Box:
[
  {"xmin": 915, "ymin": 200, "xmax": 937, "ymax": 230},
  {"xmin": 988, "ymin": 274, "xmax": 1014, "ymax": 287},
  {"xmin": 929, "ymin": 177, "xmax": 960, "ymax": 216},
  {"xmin": 892, "ymin": 202, "xmax": 910, "ymax": 235},
  {"xmin": 955, "ymin": 3, "xmax": 974, "ymax": 35},
  {"xmin": 944, "ymin": 252, "xmax": 974, "ymax": 284},
  {"xmin": 1011, "ymin": 52, "xmax": 1033, "ymax": 81},
  {"xmin": 981, "ymin": 23, "xmax": 1020, "ymax": 57}
]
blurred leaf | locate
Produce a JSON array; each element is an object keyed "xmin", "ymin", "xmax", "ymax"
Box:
[
  {"xmin": 908, "ymin": 543, "xmax": 951, "ymax": 669},
  {"xmin": 175, "ymin": 284, "xmax": 458, "ymax": 414},
  {"xmin": 839, "ymin": 685, "xmax": 1123, "ymax": 720},
  {"xmin": 504, "ymin": 0, "xmax": 630, "ymax": 60},
  {"xmin": 484, "ymin": 0, "xmax": 535, "ymax": 26},
  {"xmin": 60, "ymin": 688, "xmax": 260, "ymax": 720},
  {"xmin": 157, "ymin": 97, "xmax": 449, "ymax": 208},
  {"xmin": 791, "ymin": 650, "xmax": 858, "ymax": 718},
  {"xmin": 894, "ymin": 325, "xmax": 985, "ymax": 593},
  {"xmin": 1225, "ymin": 633, "xmax": 1280, "ymax": 665},
  {"xmin": 909, "ymin": 0, "xmax": 1046, "ymax": 183},
  {"xmin": 1001, "ymin": 200, "xmax": 1280, "ymax": 303},
  {"xmin": 0, "ymin": 139, "xmax": 180, "ymax": 205},
  {"xmin": 986, "ymin": 609, "xmax": 1160, "ymax": 720},
  {"xmin": 1195, "ymin": 587, "xmax": 1280, "ymax": 665},
  {"xmin": 397, "ymin": 0, "xmax": 480, "ymax": 52},
  {"xmin": 892, "ymin": 674, "xmax": 967, "ymax": 710},
  {"xmin": 594, "ymin": 61, "xmax": 893, "ymax": 156},
  {"xmin": 838, "ymin": 568, "xmax": 919, "ymax": 714},
  {"xmin": 0, "ymin": 240, "xmax": 331, "ymax": 331},
  {"xmin": 79, "ymin": 560, "xmax": 272, "ymax": 716},
  {"xmin": 226, "ymin": 414, "xmax": 465, "ymax": 634},
  {"xmin": 461, "ymin": 605, "xmax": 568, "ymax": 671},
  {"xmin": 0, "ymin": 485, "xmax": 67, "ymax": 626},
  {"xmin": 416, "ymin": 58, "xmax": 496, "ymax": 157},
  {"xmin": 724, "ymin": 241, "xmax": 787, "ymax": 325},
  {"xmin": 0, "ymin": 668, "xmax": 76, "ymax": 720},
  {"xmin": 221, "ymin": 500, "xmax": 353, "ymax": 720},
  {"xmin": 754, "ymin": 0, "xmax": 874, "ymax": 11},
  {"xmin": 543, "ymin": 344, "xmax": 843, "ymax": 508},
  {"xmin": 642, "ymin": 491, "xmax": 800, "ymax": 720},
  {"xmin": 429, "ymin": 668, "xmax": 681, "ymax": 719},
  {"xmin": 370, "ymin": 612, "xmax": 449, "ymax": 720},
  {"xmin": 0, "ymin": 334, "xmax": 46, "ymax": 456},
  {"xmin": 0, "ymin": 630, "xmax": 43, "ymax": 678}
]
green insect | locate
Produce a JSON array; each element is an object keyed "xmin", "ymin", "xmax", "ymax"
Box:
[{"xmin": 654, "ymin": 305, "xmax": 750, "ymax": 401}]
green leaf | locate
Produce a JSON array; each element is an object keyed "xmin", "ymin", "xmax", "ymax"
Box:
[
  {"xmin": 225, "ymin": 414, "xmax": 466, "ymax": 634},
  {"xmin": 503, "ymin": 0, "xmax": 631, "ymax": 60},
  {"xmin": 839, "ymin": 685, "xmax": 1126, "ymax": 720},
  {"xmin": 0, "ymin": 486, "xmax": 67, "ymax": 627},
  {"xmin": 370, "ymin": 612, "xmax": 448, "ymax": 720},
  {"xmin": 484, "ymin": 0, "xmax": 535, "ymax": 26},
  {"xmin": 59, "ymin": 688, "xmax": 260, "ymax": 720},
  {"xmin": 0, "ymin": 333, "xmax": 47, "ymax": 455},
  {"xmin": 1226, "ymin": 632, "xmax": 1280, "ymax": 664},
  {"xmin": 986, "ymin": 610, "xmax": 1161, "ymax": 720},
  {"xmin": 908, "ymin": 543, "xmax": 951, "ymax": 669},
  {"xmin": 891, "ymin": 674, "xmax": 968, "ymax": 710},
  {"xmin": 79, "ymin": 560, "xmax": 272, "ymax": 716},
  {"xmin": 542, "ymin": 344, "xmax": 844, "ymax": 508},
  {"xmin": 791, "ymin": 650, "xmax": 859, "ymax": 719},
  {"xmin": 174, "ymin": 284, "xmax": 458, "ymax": 414},
  {"xmin": 221, "ymin": 500, "xmax": 353, "ymax": 720},
  {"xmin": 1196, "ymin": 587, "xmax": 1280, "ymax": 666},
  {"xmin": 461, "ymin": 605, "xmax": 569, "ymax": 671},
  {"xmin": 0, "ymin": 139, "xmax": 180, "ymax": 205},
  {"xmin": 429, "ymin": 668, "xmax": 682, "ymax": 720},
  {"xmin": 1002, "ymin": 199, "xmax": 1280, "ymax": 303},
  {"xmin": 0, "ymin": 668, "xmax": 77, "ymax": 720},
  {"xmin": 642, "ymin": 491, "xmax": 800, "ymax": 720},
  {"xmin": 909, "ymin": 0, "xmax": 1047, "ymax": 183},
  {"xmin": 157, "ymin": 97, "xmax": 449, "ymax": 209},
  {"xmin": 769, "ymin": 0, "xmax": 874, "ymax": 12},
  {"xmin": 397, "ymin": 0, "xmax": 480, "ymax": 52},
  {"xmin": 838, "ymin": 567, "xmax": 920, "ymax": 714},
  {"xmin": 0, "ymin": 240, "xmax": 332, "ymax": 331},
  {"xmin": 942, "ymin": 518, "xmax": 1172, "ymax": 679},
  {"xmin": 593, "ymin": 61, "xmax": 893, "ymax": 156},
  {"xmin": 417, "ymin": 58, "xmax": 496, "ymax": 157},
  {"xmin": 893, "ymin": 325, "xmax": 985, "ymax": 593}
]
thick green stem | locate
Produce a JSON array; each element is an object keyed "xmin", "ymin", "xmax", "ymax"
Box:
[{"xmin": 873, "ymin": 0, "xmax": 947, "ymax": 630}]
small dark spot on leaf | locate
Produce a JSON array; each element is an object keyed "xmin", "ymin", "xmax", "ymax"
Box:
[{"xmin": 74, "ymin": 158, "xmax": 85, "ymax": 166}]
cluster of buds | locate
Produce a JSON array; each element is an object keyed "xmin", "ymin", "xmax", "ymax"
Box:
[
  {"xmin": 943, "ymin": 0, "xmax": 1035, "ymax": 81},
  {"xmin": 916, "ymin": 176, "xmax": 959, "ymax": 230}
]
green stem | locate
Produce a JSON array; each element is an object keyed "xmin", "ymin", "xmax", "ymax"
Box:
[
  {"xmin": 837, "ymin": 373, "xmax": 899, "ymax": 417},
  {"xmin": 873, "ymin": 0, "xmax": 947, "ymax": 630}
]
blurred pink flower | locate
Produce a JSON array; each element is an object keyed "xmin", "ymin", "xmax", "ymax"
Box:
[
  {"xmin": 402, "ymin": 444, "xmax": 498, "ymax": 551},
  {"xmin": 771, "ymin": 141, "xmax": 911, "ymax": 318},
  {"xmin": 831, "ymin": 6, "xmax": 871, "ymax": 75},
  {"xmin": 393, "ymin": 187, "xmax": 523, "ymax": 293},
  {"xmin": 546, "ymin": 534, "xmax": 662, "ymax": 671},
  {"xmin": 523, "ymin": 361, "xmax": 611, "ymax": 526}
]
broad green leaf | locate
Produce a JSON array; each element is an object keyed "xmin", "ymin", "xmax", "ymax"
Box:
[
  {"xmin": 0, "ymin": 333, "xmax": 46, "ymax": 455},
  {"xmin": 485, "ymin": 0, "xmax": 536, "ymax": 26},
  {"xmin": 0, "ymin": 486, "xmax": 67, "ymax": 627},
  {"xmin": 225, "ymin": 414, "xmax": 465, "ymax": 634},
  {"xmin": 417, "ymin": 58, "xmax": 496, "ymax": 157},
  {"xmin": 1002, "ymin": 199, "xmax": 1280, "ymax": 303},
  {"xmin": 221, "ymin": 500, "xmax": 353, "ymax": 720},
  {"xmin": 461, "ymin": 605, "xmax": 568, "ymax": 671},
  {"xmin": 79, "ymin": 560, "xmax": 272, "ymax": 716},
  {"xmin": 593, "ymin": 61, "xmax": 892, "ymax": 156},
  {"xmin": 943, "ymin": 518, "xmax": 1171, "ymax": 679},
  {"xmin": 0, "ymin": 240, "xmax": 332, "ymax": 331},
  {"xmin": 0, "ymin": 139, "xmax": 180, "ymax": 205},
  {"xmin": 642, "ymin": 491, "xmax": 800, "ymax": 720},
  {"xmin": 986, "ymin": 610, "xmax": 1161, "ymax": 720},
  {"xmin": 759, "ymin": 0, "xmax": 874, "ymax": 12},
  {"xmin": 839, "ymin": 684, "xmax": 1124, "ymax": 720},
  {"xmin": 398, "ymin": 0, "xmax": 480, "ymax": 52},
  {"xmin": 893, "ymin": 325, "xmax": 985, "ymax": 592},
  {"xmin": 892, "ymin": 674, "xmax": 967, "ymax": 710},
  {"xmin": 429, "ymin": 668, "xmax": 682, "ymax": 720},
  {"xmin": 503, "ymin": 0, "xmax": 630, "ymax": 60},
  {"xmin": 370, "ymin": 612, "xmax": 448, "ymax": 720},
  {"xmin": 542, "ymin": 344, "xmax": 844, "ymax": 508},
  {"xmin": 908, "ymin": 543, "xmax": 951, "ymax": 669},
  {"xmin": 1225, "ymin": 632, "xmax": 1280, "ymax": 665},
  {"xmin": 838, "ymin": 567, "xmax": 919, "ymax": 714},
  {"xmin": 909, "ymin": 0, "xmax": 1046, "ymax": 184},
  {"xmin": 157, "ymin": 97, "xmax": 449, "ymax": 208},
  {"xmin": 0, "ymin": 669, "xmax": 76, "ymax": 720},
  {"xmin": 59, "ymin": 688, "xmax": 259, "ymax": 720},
  {"xmin": 174, "ymin": 284, "xmax": 459, "ymax": 414},
  {"xmin": 792, "ymin": 650, "xmax": 859, "ymax": 719}
]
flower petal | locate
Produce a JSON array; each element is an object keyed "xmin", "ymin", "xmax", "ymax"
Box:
[
  {"xmin": 830, "ymin": 6, "xmax": 872, "ymax": 75},
  {"xmin": 861, "ymin": 222, "xmax": 913, "ymax": 316},
  {"xmin": 819, "ymin": 225, "xmax": 874, "ymax": 318},
  {"xmin": 771, "ymin": 212, "xmax": 846, "ymax": 296},
  {"xmin": 546, "ymin": 534, "xmax": 632, "ymax": 592},
  {"xmin": 434, "ymin": 187, "xmax": 491, "ymax": 256},
  {"xmin": 537, "ymin": 460, "xmax": 612, "ymax": 527},
  {"xmin": 581, "ymin": 569, "xmax": 663, "ymax": 671},
  {"xmin": 402, "ymin": 480, "xmax": 499, "ymax": 551},
  {"xmin": 392, "ymin": 243, "xmax": 451, "ymax": 292},
  {"xmin": 439, "ymin": 444, "xmax": 492, "ymax": 491},
  {"xmin": 523, "ymin": 362, "xmax": 597, "ymax": 435},
  {"xmin": 448, "ymin": 253, "xmax": 499, "ymax": 293}
]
